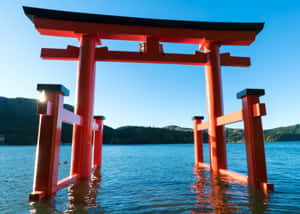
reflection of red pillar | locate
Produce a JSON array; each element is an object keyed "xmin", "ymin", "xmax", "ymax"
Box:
[
  {"xmin": 204, "ymin": 42, "xmax": 227, "ymax": 171},
  {"xmin": 30, "ymin": 84, "xmax": 69, "ymax": 200},
  {"xmin": 237, "ymin": 89, "xmax": 270, "ymax": 191},
  {"xmin": 71, "ymin": 35, "xmax": 97, "ymax": 178},
  {"xmin": 93, "ymin": 116, "xmax": 105, "ymax": 169},
  {"xmin": 193, "ymin": 116, "xmax": 204, "ymax": 165}
]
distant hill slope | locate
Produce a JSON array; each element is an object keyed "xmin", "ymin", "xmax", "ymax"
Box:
[
  {"xmin": 111, "ymin": 126, "xmax": 193, "ymax": 144},
  {"xmin": 0, "ymin": 96, "xmax": 299, "ymax": 145},
  {"xmin": 264, "ymin": 124, "xmax": 300, "ymax": 141},
  {"xmin": 0, "ymin": 96, "xmax": 114, "ymax": 145}
]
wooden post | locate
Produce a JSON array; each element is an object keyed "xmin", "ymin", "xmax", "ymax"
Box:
[
  {"xmin": 93, "ymin": 116, "xmax": 105, "ymax": 169},
  {"xmin": 237, "ymin": 89, "xmax": 273, "ymax": 192},
  {"xmin": 71, "ymin": 35, "xmax": 97, "ymax": 178},
  {"xmin": 204, "ymin": 42, "xmax": 227, "ymax": 171},
  {"xmin": 29, "ymin": 84, "xmax": 69, "ymax": 201},
  {"xmin": 193, "ymin": 116, "xmax": 204, "ymax": 165}
]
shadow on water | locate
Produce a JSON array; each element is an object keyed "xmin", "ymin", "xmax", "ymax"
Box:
[
  {"xmin": 29, "ymin": 170, "xmax": 104, "ymax": 214},
  {"xmin": 191, "ymin": 167, "xmax": 270, "ymax": 213}
]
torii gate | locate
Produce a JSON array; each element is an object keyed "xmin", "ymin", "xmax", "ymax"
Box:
[{"xmin": 23, "ymin": 6, "xmax": 273, "ymax": 200}]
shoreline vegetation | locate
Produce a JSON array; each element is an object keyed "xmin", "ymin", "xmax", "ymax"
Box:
[{"xmin": 0, "ymin": 96, "xmax": 300, "ymax": 145}]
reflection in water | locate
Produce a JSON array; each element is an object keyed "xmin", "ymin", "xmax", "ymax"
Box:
[
  {"xmin": 30, "ymin": 167, "xmax": 271, "ymax": 213},
  {"xmin": 30, "ymin": 197, "xmax": 57, "ymax": 214},
  {"xmin": 30, "ymin": 170, "xmax": 103, "ymax": 213},
  {"xmin": 191, "ymin": 167, "xmax": 269, "ymax": 213},
  {"xmin": 65, "ymin": 170, "xmax": 103, "ymax": 213},
  {"xmin": 248, "ymin": 188, "xmax": 269, "ymax": 214}
]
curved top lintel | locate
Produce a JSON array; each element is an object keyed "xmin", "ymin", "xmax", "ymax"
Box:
[{"xmin": 23, "ymin": 6, "xmax": 264, "ymax": 45}]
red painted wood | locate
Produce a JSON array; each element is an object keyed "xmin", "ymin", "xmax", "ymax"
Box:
[
  {"xmin": 252, "ymin": 103, "xmax": 267, "ymax": 117},
  {"xmin": 56, "ymin": 174, "xmax": 79, "ymax": 190},
  {"xmin": 41, "ymin": 46, "xmax": 251, "ymax": 67},
  {"xmin": 193, "ymin": 118, "xmax": 204, "ymax": 164},
  {"xmin": 33, "ymin": 17, "xmax": 258, "ymax": 45},
  {"xmin": 198, "ymin": 162, "xmax": 211, "ymax": 169},
  {"xmin": 71, "ymin": 35, "xmax": 97, "ymax": 178},
  {"xmin": 204, "ymin": 42, "xmax": 227, "ymax": 171},
  {"xmin": 37, "ymin": 100, "xmax": 53, "ymax": 115},
  {"xmin": 92, "ymin": 119, "xmax": 99, "ymax": 131},
  {"xmin": 219, "ymin": 169, "xmax": 248, "ymax": 183},
  {"xmin": 62, "ymin": 108, "xmax": 82, "ymax": 125},
  {"xmin": 27, "ymin": 8, "xmax": 272, "ymax": 197},
  {"xmin": 30, "ymin": 91, "xmax": 64, "ymax": 199},
  {"xmin": 220, "ymin": 53, "xmax": 251, "ymax": 67},
  {"xmin": 41, "ymin": 46, "xmax": 79, "ymax": 61},
  {"xmin": 242, "ymin": 95, "xmax": 268, "ymax": 190},
  {"xmin": 197, "ymin": 121, "xmax": 209, "ymax": 130},
  {"xmin": 216, "ymin": 110, "xmax": 243, "ymax": 126},
  {"xmin": 93, "ymin": 118, "xmax": 104, "ymax": 169}
]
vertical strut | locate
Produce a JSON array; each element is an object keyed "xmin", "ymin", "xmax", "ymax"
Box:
[
  {"xmin": 71, "ymin": 35, "xmax": 97, "ymax": 178},
  {"xmin": 93, "ymin": 116, "xmax": 105, "ymax": 170},
  {"xmin": 204, "ymin": 42, "xmax": 227, "ymax": 171},
  {"xmin": 238, "ymin": 89, "xmax": 273, "ymax": 192},
  {"xmin": 193, "ymin": 116, "xmax": 204, "ymax": 165}
]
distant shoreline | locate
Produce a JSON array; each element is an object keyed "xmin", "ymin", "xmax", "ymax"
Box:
[
  {"xmin": 1, "ymin": 96, "xmax": 300, "ymax": 145},
  {"xmin": 1, "ymin": 141, "xmax": 299, "ymax": 146}
]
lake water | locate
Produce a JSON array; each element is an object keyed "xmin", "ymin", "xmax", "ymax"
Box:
[{"xmin": 0, "ymin": 142, "xmax": 299, "ymax": 213}]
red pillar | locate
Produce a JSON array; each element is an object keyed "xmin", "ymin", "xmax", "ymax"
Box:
[
  {"xmin": 93, "ymin": 116, "xmax": 105, "ymax": 169},
  {"xmin": 204, "ymin": 42, "xmax": 227, "ymax": 171},
  {"xmin": 71, "ymin": 35, "xmax": 97, "ymax": 178},
  {"xmin": 193, "ymin": 116, "xmax": 204, "ymax": 165},
  {"xmin": 237, "ymin": 89, "xmax": 272, "ymax": 192},
  {"xmin": 30, "ymin": 84, "xmax": 69, "ymax": 200}
]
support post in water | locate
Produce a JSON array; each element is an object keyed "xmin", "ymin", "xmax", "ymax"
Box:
[
  {"xmin": 71, "ymin": 35, "xmax": 97, "ymax": 178},
  {"xmin": 237, "ymin": 89, "xmax": 274, "ymax": 193},
  {"xmin": 93, "ymin": 116, "xmax": 105, "ymax": 170},
  {"xmin": 193, "ymin": 116, "xmax": 204, "ymax": 165},
  {"xmin": 29, "ymin": 84, "xmax": 69, "ymax": 201},
  {"xmin": 204, "ymin": 42, "xmax": 227, "ymax": 171}
]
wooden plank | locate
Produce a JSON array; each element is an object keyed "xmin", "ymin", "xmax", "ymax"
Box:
[
  {"xmin": 62, "ymin": 108, "xmax": 82, "ymax": 126},
  {"xmin": 197, "ymin": 122, "xmax": 209, "ymax": 131},
  {"xmin": 216, "ymin": 110, "xmax": 243, "ymax": 126},
  {"xmin": 56, "ymin": 174, "xmax": 79, "ymax": 190}
]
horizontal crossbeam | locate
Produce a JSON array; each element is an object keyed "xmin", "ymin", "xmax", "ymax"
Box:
[
  {"xmin": 197, "ymin": 122, "xmax": 209, "ymax": 130},
  {"xmin": 216, "ymin": 110, "xmax": 243, "ymax": 126},
  {"xmin": 220, "ymin": 53, "xmax": 250, "ymax": 67},
  {"xmin": 37, "ymin": 100, "xmax": 82, "ymax": 126},
  {"xmin": 62, "ymin": 108, "xmax": 82, "ymax": 126},
  {"xmin": 41, "ymin": 46, "xmax": 250, "ymax": 67},
  {"xmin": 196, "ymin": 104, "xmax": 266, "ymax": 131},
  {"xmin": 56, "ymin": 174, "xmax": 79, "ymax": 190},
  {"xmin": 31, "ymin": 15, "xmax": 260, "ymax": 45},
  {"xmin": 198, "ymin": 162, "xmax": 274, "ymax": 192},
  {"xmin": 41, "ymin": 46, "xmax": 79, "ymax": 61}
]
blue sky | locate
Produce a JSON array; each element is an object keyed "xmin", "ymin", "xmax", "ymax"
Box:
[{"xmin": 0, "ymin": 1, "xmax": 299, "ymax": 129}]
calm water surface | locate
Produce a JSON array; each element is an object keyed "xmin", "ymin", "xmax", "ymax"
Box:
[{"xmin": 0, "ymin": 142, "xmax": 299, "ymax": 213}]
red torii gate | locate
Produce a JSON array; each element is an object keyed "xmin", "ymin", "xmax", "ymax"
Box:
[{"xmin": 23, "ymin": 6, "xmax": 273, "ymax": 200}]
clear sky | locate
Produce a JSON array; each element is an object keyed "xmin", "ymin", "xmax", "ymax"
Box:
[{"xmin": 0, "ymin": 0, "xmax": 299, "ymax": 129}]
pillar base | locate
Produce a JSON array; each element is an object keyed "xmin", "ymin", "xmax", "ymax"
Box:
[
  {"xmin": 29, "ymin": 191, "xmax": 46, "ymax": 201},
  {"xmin": 261, "ymin": 182, "xmax": 274, "ymax": 193}
]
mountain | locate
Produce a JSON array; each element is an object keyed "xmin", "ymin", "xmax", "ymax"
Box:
[
  {"xmin": 0, "ymin": 96, "xmax": 299, "ymax": 145},
  {"xmin": 163, "ymin": 125, "xmax": 192, "ymax": 132},
  {"xmin": 264, "ymin": 124, "xmax": 300, "ymax": 141},
  {"xmin": 0, "ymin": 96, "xmax": 114, "ymax": 145},
  {"xmin": 111, "ymin": 126, "xmax": 193, "ymax": 144}
]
